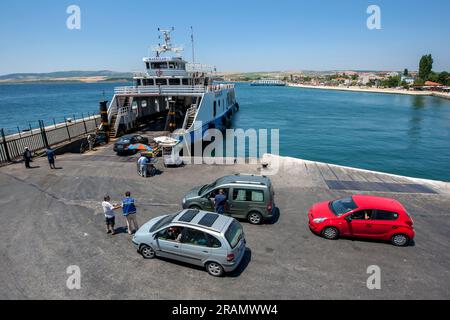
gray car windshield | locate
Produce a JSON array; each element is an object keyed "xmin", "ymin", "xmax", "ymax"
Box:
[
  {"xmin": 330, "ymin": 197, "xmax": 358, "ymax": 216},
  {"xmin": 150, "ymin": 213, "xmax": 178, "ymax": 232},
  {"xmin": 199, "ymin": 181, "xmax": 217, "ymax": 195}
]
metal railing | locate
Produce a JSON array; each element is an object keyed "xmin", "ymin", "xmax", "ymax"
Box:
[
  {"xmin": 0, "ymin": 116, "xmax": 100, "ymax": 164},
  {"xmin": 114, "ymin": 83, "xmax": 235, "ymax": 95},
  {"xmin": 114, "ymin": 85, "xmax": 207, "ymax": 95}
]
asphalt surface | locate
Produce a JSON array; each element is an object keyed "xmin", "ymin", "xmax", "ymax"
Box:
[{"xmin": 0, "ymin": 144, "xmax": 449, "ymax": 300}]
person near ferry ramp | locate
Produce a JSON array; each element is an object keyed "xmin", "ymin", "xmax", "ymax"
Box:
[
  {"xmin": 102, "ymin": 195, "xmax": 121, "ymax": 235},
  {"xmin": 46, "ymin": 147, "xmax": 56, "ymax": 169},
  {"xmin": 87, "ymin": 134, "xmax": 96, "ymax": 151},
  {"xmin": 23, "ymin": 147, "xmax": 32, "ymax": 168},
  {"xmin": 122, "ymin": 191, "xmax": 139, "ymax": 234},
  {"xmin": 137, "ymin": 154, "xmax": 149, "ymax": 178}
]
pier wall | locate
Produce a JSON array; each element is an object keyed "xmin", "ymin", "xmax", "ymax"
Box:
[{"xmin": 0, "ymin": 115, "xmax": 100, "ymax": 164}]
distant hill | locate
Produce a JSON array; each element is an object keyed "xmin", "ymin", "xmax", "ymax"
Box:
[{"xmin": 0, "ymin": 71, "xmax": 133, "ymax": 83}]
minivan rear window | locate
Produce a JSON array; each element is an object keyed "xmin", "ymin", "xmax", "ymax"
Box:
[{"xmin": 225, "ymin": 220, "xmax": 243, "ymax": 248}]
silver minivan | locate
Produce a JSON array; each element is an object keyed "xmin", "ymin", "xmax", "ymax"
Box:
[{"xmin": 132, "ymin": 209, "xmax": 246, "ymax": 277}]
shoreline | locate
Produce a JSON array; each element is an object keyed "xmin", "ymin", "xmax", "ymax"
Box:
[{"xmin": 287, "ymin": 83, "xmax": 450, "ymax": 100}]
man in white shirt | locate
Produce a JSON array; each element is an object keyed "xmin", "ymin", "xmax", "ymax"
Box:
[
  {"xmin": 137, "ymin": 154, "xmax": 149, "ymax": 178},
  {"xmin": 102, "ymin": 195, "xmax": 120, "ymax": 235}
]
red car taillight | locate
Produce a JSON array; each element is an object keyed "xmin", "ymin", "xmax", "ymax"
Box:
[
  {"xmin": 267, "ymin": 201, "xmax": 273, "ymax": 212},
  {"xmin": 406, "ymin": 220, "xmax": 414, "ymax": 228},
  {"xmin": 227, "ymin": 253, "xmax": 235, "ymax": 262}
]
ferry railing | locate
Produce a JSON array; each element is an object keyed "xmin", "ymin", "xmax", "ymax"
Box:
[
  {"xmin": 114, "ymin": 84, "xmax": 235, "ymax": 95},
  {"xmin": 0, "ymin": 115, "xmax": 100, "ymax": 165},
  {"xmin": 114, "ymin": 85, "xmax": 207, "ymax": 95}
]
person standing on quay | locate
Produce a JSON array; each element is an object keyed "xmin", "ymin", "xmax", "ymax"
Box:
[
  {"xmin": 23, "ymin": 147, "xmax": 32, "ymax": 169},
  {"xmin": 122, "ymin": 191, "xmax": 139, "ymax": 234},
  {"xmin": 102, "ymin": 195, "xmax": 121, "ymax": 235},
  {"xmin": 46, "ymin": 147, "xmax": 56, "ymax": 169}
]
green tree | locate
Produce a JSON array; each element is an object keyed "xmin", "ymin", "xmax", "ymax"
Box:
[
  {"xmin": 418, "ymin": 54, "xmax": 434, "ymax": 81},
  {"xmin": 437, "ymin": 71, "xmax": 449, "ymax": 85},
  {"xmin": 381, "ymin": 76, "xmax": 401, "ymax": 88},
  {"xmin": 403, "ymin": 69, "xmax": 409, "ymax": 76}
]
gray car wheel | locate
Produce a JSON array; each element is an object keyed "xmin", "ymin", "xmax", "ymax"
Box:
[
  {"xmin": 391, "ymin": 234, "xmax": 410, "ymax": 247},
  {"xmin": 322, "ymin": 227, "xmax": 339, "ymax": 240},
  {"xmin": 206, "ymin": 262, "xmax": 224, "ymax": 277},
  {"xmin": 248, "ymin": 212, "xmax": 263, "ymax": 225},
  {"xmin": 140, "ymin": 245, "xmax": 156, "ymax": 259}
]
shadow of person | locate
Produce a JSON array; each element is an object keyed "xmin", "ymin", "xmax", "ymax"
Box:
[{"xmin": 113, "ymin": 227, "xmax": 128, "ymax": 235}]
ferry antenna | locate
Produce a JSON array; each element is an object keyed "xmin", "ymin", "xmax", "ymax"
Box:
[{"xmin": 191, "ymin": 26, "xmax": 195, "ymax": 64}]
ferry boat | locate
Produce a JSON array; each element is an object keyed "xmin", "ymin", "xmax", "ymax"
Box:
[
  {"xmin": 251, "ymin": 79, "xmax": 286, "ymax": 86},
  {"xmin": 105, "ymin": 28, "xmax": 239, "ymax": 145}
]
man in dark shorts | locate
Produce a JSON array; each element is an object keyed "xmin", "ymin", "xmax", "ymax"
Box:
[
  {"xmin": 102, "ymin": 195, "xmax": 120, "ymax": 235},
  {"xmin": 46, "ymin": 148, "xmax": 56, "ymax": 169},
  {"xmin": 23, "ymin": 147, "xmax": 32, "ymax": 168}
]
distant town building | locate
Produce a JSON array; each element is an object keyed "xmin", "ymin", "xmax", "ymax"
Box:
[{"xmin": 401, "ymin": 76, "xmax": 415, "ymax": 85}]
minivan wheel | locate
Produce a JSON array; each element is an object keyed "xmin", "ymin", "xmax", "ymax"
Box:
[
  {"xmin": 206, "ymin": 262, "xmax": 224, "ymax": 277},
  {"xmin": 248, "ymin": 212, "xmax": 263, "ymax": 225},
  {"xmin": 140, "ymin": 245, "xmax": 156, "ymax": 259},
  {"xmin": 391, "ymin": 234, "xmax": 410, "ymax": 247},
  {"xmin": 322, "ymin": 227, "xmax": 339, "ymax": 240}
]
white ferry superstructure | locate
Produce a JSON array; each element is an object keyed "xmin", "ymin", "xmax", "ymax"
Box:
[{"xmin": 106, "ymin": 28, "xmax": 239, "ymax": 145}]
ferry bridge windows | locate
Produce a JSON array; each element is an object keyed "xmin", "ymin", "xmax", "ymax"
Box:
[
  {"xmin": 182, "ymin": 78, "xmax": 189, "ymax": 85},
  {"xmin": 142, "ymin": 79, "xmax": 154, "ymax": 86},
  {"xmin": 169, "ymin": 78, "xmax": 181, "ymax": 86},
  {"xmin": 145, "ymin": 62, "xmax": 150, "ymax": 69},
  {"xmin": 156, "ymin": 78, "xmax": 167, "ymax": 86},
  {"xmin": 151, "ymin": 62, "xmax": 168, "ymax": 69},
  {"xmin": 136, "ymin": 79, "xmax": 142, "ymax": 86}
]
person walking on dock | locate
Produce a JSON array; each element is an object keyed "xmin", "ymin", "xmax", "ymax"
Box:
[
  {"xmin": 87, "ymin": 134, "xmax": 96, "ymax": 151},
  {"xmin": 122, "ymin": 191, "xmax": 139, "ymax": 234},
  {"xmin": 102, "ymin": 195, "xmax": 121, "ymax": 235},
  {"xmin": 23, "ymin": 147, "xmax": 32, "ymax": 169},
  {"xmin": 46, "ymin": 147, "xmax": 56, "ymax": 169},
  {"xmin": 137, "ymin": 154, "xmax": 149, "ymax": 177}
]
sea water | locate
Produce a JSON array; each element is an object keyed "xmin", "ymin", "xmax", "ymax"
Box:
[{"xmin": 0, "ymin": 82, "xmax": 449, "ymax": 181}]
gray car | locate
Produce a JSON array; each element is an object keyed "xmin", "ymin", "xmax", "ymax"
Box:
[
  {"xmin": 132, "ymin": 209, "xmax": 246, "ymax": 277},
  {"xmin": 182, "ymin": 174, "xmax": 276, "ymax": 225}
]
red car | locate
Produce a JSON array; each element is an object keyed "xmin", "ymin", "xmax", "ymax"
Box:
[{"xmin": 308, "ymin": 195, "xmax": 415, "ymax": 246}]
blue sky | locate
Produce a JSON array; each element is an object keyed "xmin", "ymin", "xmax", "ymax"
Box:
[{"xmin": 0, "ymin": 0, "xmax": 449, "ymax": 74}]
